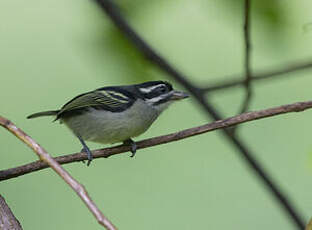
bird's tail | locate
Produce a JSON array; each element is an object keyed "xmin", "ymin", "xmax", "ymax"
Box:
[{"xmin": 27, "ymin": 110, "xmax": 59, "ymax": 119}]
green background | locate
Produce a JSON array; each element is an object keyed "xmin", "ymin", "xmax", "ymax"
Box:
[{"xmin": 1, "ymin": 0, "xmax": 312, "ymax": 229}]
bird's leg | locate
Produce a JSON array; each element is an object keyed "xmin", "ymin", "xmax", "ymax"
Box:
[
  {"xmin": 77, "ymin": 136, "xmax": 93, "ymax": 166},
  {"xmin": 123, "ymin": 139, "xmax": 137, "ymax": 157}
]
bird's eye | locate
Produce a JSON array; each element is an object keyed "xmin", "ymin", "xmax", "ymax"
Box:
[{"xmin": 159, "ymin": 86, "xmax": 167, "ymax": 93}]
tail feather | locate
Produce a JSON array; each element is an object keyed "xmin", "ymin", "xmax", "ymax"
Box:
[{"xmin": 27, "ymin": 110, "xmax": 59, "ymax": 119}]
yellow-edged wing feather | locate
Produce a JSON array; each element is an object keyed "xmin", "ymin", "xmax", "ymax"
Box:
[{"xmin": 57, "ymin": 90, "xmax": 130, "ymax": 117}]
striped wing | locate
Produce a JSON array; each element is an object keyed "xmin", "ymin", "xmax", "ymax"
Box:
[{"xmin": 56, "ymin": 89, "xmax": 133, "ymax": 118}]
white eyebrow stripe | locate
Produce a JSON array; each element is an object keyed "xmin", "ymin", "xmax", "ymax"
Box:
[{"xmin": 139, "ymin": 84, "xmax": 166, "ymax": 93}]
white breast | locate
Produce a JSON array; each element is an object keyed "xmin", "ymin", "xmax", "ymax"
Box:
[{"xmin": 62, "ymin": 99, "xmax": 159, "ymax": 144}]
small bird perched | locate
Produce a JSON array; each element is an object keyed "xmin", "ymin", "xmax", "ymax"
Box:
[{"xmin": 27, "ymin": 81, "xmax": 188, "ymax": 165}]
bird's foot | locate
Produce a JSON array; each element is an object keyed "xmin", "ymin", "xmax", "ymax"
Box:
[
  {"xmin": 123, "ymin": 139, "xmax": 137, "ymax": 157},
  {"xmin": 77, "ymin": 135, "xmax": 93, "ymax": 166},
  {"xmin": 81, "ymin": 146, "xmax": 93, "ymax": 166}
]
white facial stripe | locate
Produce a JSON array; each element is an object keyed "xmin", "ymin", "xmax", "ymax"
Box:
[
  {"xmin": 145, "ymin": 94, "xmax": 168, "ymax": 104},
  {"xmin": 139, "ymin": 84, "xmax": 166, "ymax": 93}
]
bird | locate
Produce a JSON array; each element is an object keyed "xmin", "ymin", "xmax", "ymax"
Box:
[{"xmin": 27, "ymin": 81, "xmax": 189, "ymax": 166}]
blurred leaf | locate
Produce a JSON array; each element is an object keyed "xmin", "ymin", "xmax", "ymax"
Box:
[{"xmin": 93, "ymin": 26, "xmax": 153, "ymax": 82}]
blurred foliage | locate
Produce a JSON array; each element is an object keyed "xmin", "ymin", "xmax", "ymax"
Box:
[
  {"xmin": 216, "ymin": 0, "xmax": 290, "ymax": 28},
  {"xmin": 91, "ymin": 28, "xmax": 152, "ymax": 82},
  {"xmin": 1, "ymin": 0, "xmax": 312, "ymax": 230}
]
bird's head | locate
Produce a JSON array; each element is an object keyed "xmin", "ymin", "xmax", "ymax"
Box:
[{"xmin": 135, "ymin": 81, "xmax": 189, "ymax": 112}]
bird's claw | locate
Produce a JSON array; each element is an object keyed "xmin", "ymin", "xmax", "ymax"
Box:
[
  {"xmin": 124, "ymin": 139, "xmax": 137, "ymax": 157},
  {"xmin": 81, "ymin": 147, "xmax": 93, "ymax": 166}
]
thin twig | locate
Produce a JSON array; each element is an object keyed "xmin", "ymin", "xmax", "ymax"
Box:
[
  {"xmin": 92, "ymin": 0, "xmax": 305, "ymax": 229},
  {"xmin": 0, "ymin": 116, "xmax": 117, "ymax": 230},
  {"xmin": 202, "ymin": 61, "xmax": 312, "ymax": 92},
  {"xmin": 0, "ymin": 195, "xmax": 23, "ymax": 230},
  {"xmin": 2, "ymin": 99, "xmax": 312, "ymax": 181},
  {"xmin": 239, "ymin": 0, "xmax": 252, "ymax": 114}
]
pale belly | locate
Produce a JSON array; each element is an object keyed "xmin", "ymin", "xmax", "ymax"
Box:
[{"xmin": 62, "ymin": 101, "xmax": 159, "ymax": 144}]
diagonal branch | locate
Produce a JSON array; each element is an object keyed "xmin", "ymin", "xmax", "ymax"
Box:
[
  {"xmin": 0, "ymin": 195, "xmax": 23, "ymax": 230},
  {"xmin": 0, "ymin": 116, "xmax": 117, "ymax": 230},
  {"xmin": 2, "ymin": 99, "xmax": 312, "ymax": 181}
]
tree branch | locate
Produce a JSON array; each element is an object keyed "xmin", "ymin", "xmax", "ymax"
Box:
[
  {"xmin": 202, "ymin": 61, "xmax": 312, "ymax": 92},
  {"xmin": 239, "ymin": 0, "xmax": 252, "ymax": 114},
  {"xmin": 0, "ymin": 116, "xmax": 117, "ymax": 230},
  {"xmin": 0, "ymin": 195, "xmax": 23, "ymax": 230},
  {"xmin": 2, "ymin": 99, "xmax": 312, "ymax": 181}
]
